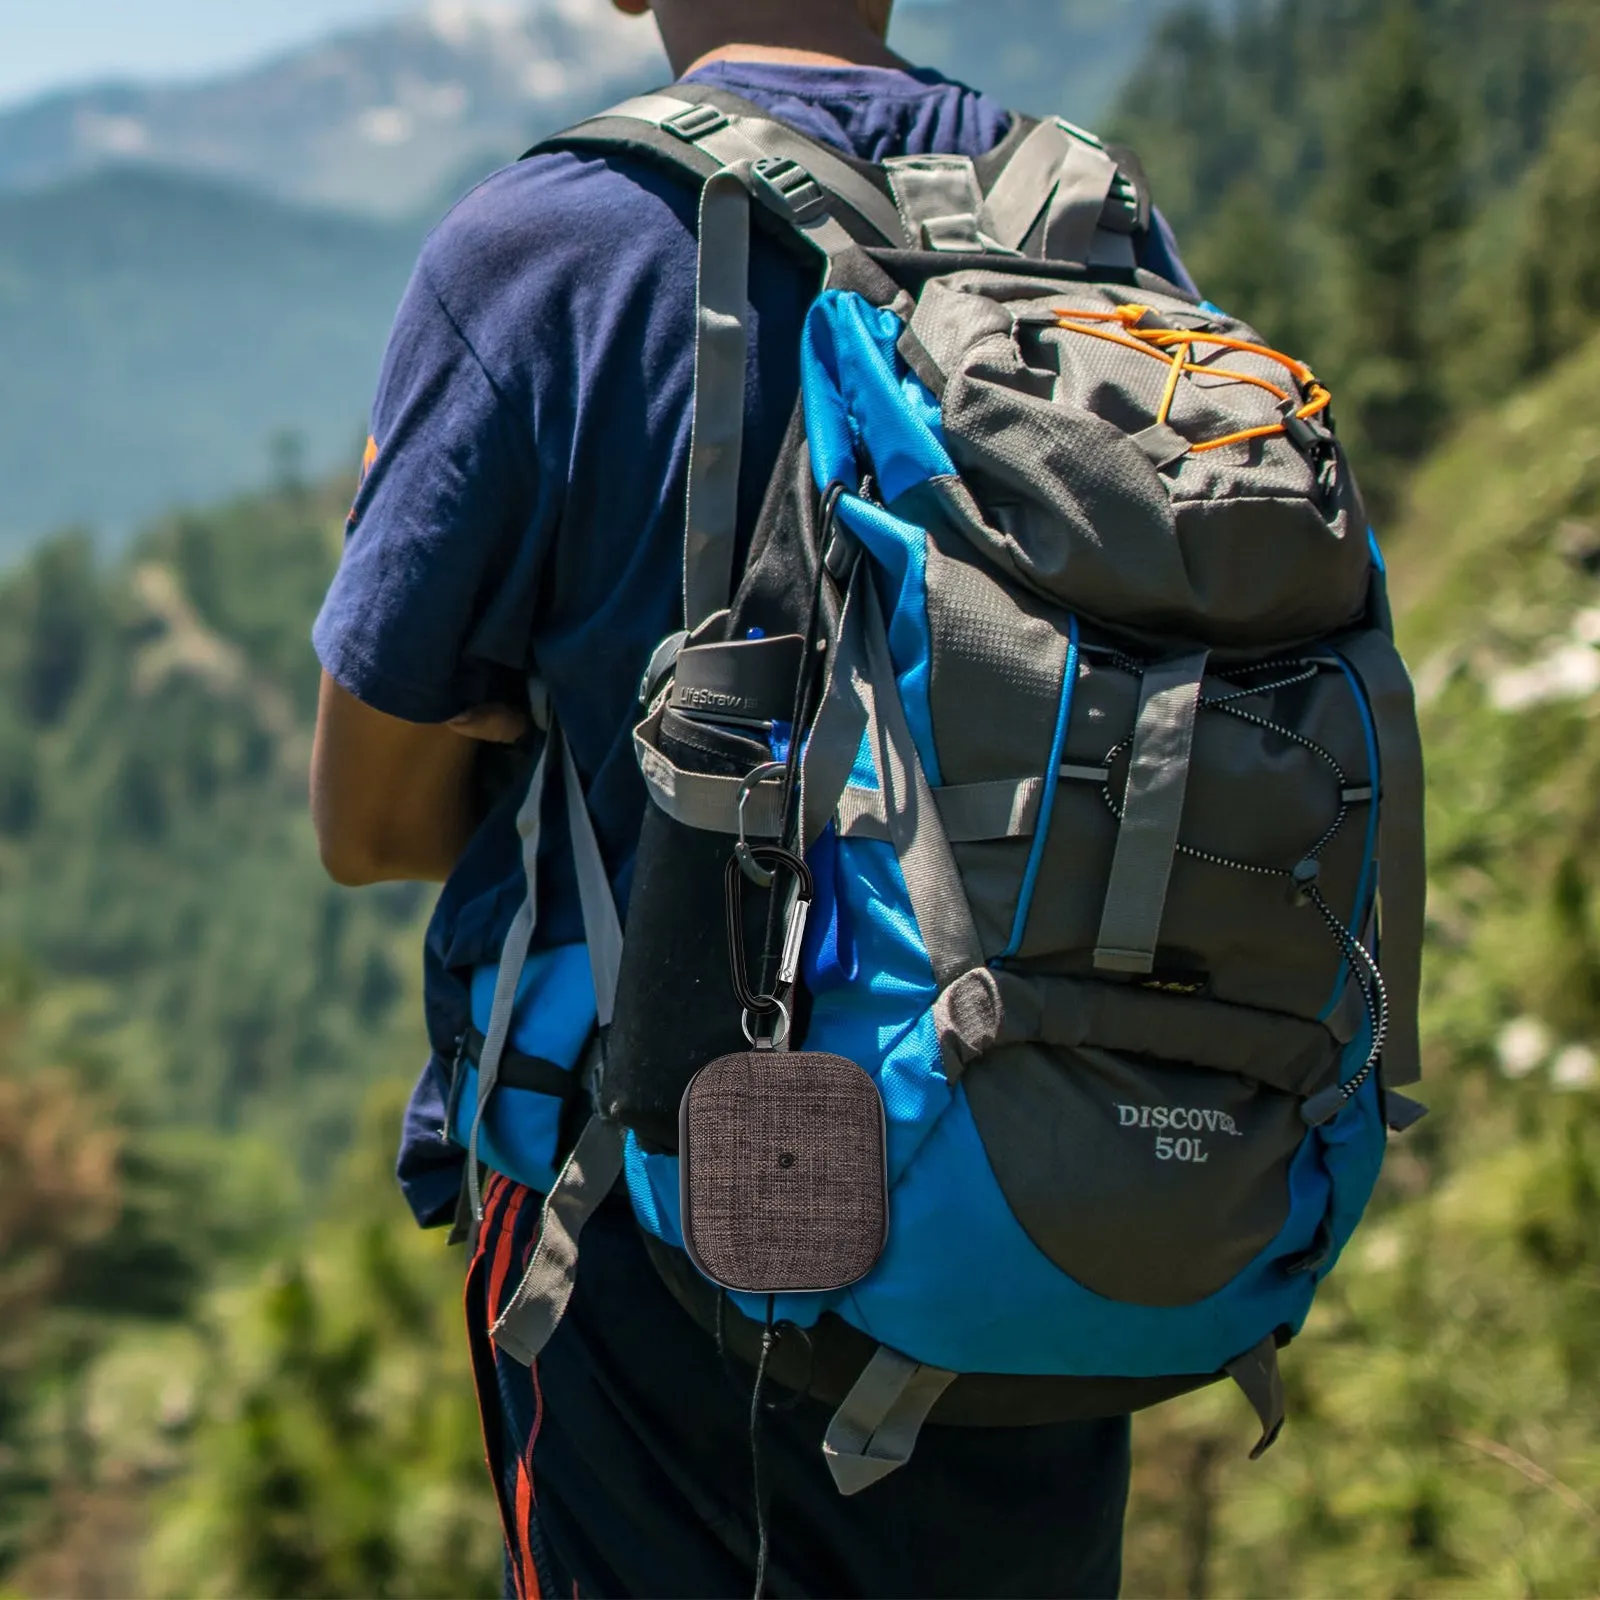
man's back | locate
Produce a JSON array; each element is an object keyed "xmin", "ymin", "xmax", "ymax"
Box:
[{"xmin": 313, "ymin": 36, "xmax": 1181, "ymax": 1596}]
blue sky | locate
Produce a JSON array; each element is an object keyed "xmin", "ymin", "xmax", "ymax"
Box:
[{"xmin": 0, "ymin": 0, "xmax": 419, "ymax": 107}]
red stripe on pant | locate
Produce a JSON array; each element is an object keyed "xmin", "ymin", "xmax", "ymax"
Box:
[
  {"xmin": 478, "ymin": 1174, "xmax": 553, "ymax": 1600},
  {"xmin": 468, "ymin": 1174, "xmax": 545, "ymax": 1600}
]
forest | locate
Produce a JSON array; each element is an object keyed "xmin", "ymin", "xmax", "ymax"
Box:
[{"xmin": 2, "ymin": 0, "xmax": 1598, "ymax": 1593}]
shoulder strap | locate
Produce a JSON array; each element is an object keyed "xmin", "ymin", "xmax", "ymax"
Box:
[
  {"xmin": 530, "ymin": 85, "xmax": 903, "ymax": 633},
  {"xmin": 533, "ymin": 84, "xmax": 909, "ymax": 250},
  {"xmin": 977, "ymin": 116, "xmax": 1151, "ymax": 268}
]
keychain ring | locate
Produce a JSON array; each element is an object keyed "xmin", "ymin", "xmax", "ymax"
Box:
[
  {"xmin": 742, "ymin": 1000, "xmax": 792, "ymax": 1049},
  {"xmin": 735, "ymin": 762, "xmax": 789, "ymax": 888}
]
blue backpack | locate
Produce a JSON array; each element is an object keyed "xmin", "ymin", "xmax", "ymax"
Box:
[{"xmin": 447, "ymin": 84, "xmax": 1428, "ymax": 1494}]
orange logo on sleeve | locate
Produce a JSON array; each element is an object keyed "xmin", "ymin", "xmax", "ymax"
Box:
[{"xmin": 348, "ymin": 435, "xmax": 380, "ymax": 526}]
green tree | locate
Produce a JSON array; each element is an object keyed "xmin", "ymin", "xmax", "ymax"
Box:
[{"xmin": 1328, "ymin": 0, "xmax": 1466, "ymax": 501}]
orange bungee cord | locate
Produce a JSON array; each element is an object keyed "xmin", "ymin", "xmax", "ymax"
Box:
[{"xmin": 1050, "ymin": 303, "xmax": 1334, "ymax": 457}]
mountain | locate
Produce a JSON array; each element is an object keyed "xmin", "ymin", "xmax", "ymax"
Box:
[
  {"xmin": 0, "ymin": 168, "xmax": 418, "ymax": 554},
  {"xmin": 0, "ymin": 0, "xmax": 668, "ymax": 222},
  {"xmin": 0, "ymin": 0, "xmax": 1210, "ymax": 558},
  {"xmin": 0, "ymin": 0, "xmax": 1190, "ymax": 225}
]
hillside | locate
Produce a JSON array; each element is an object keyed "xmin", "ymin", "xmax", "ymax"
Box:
[
  {"xmin": 0, "ymin": 168, "xmax": 417, "ymax": 555},
  {"xmin": 1, "ymin": 0, "xmax": 1597, "ymax": 1592},
  {"xmin": 4, "ymin": 327, "xmax": 1596, "ymax": 1600}
]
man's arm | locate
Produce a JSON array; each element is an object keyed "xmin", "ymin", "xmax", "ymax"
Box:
[{"xmin": 310, "ymin": 673, "xmax": 528, "ymax": 886}]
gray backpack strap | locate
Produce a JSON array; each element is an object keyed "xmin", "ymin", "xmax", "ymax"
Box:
[
  {"xmin": 537, "ymin": 88, "xmax": 901, "ymax": 631},
  {"xmin": 491, "ymin": 711, "xmax": 629, "ymax": 1366},
  {"xmin": 490, "ymin": 1111, "xmax": 626, "ymax": 1366},
  {"xmin": 1337, "ymin": 631, "xmax": 1427, "ymax": 1087},
  {"xmin": 977, "ymin": 117, "xmax": 1145, "ymax": 268},
  {"xmin": 1094, "ymin": 650, "xmax": 1212, "ymax": 976},
  {"xmin": 466, "ymin": 683, "xmax": 556, "ymax": 1230},
  {"xmin": 823, "ymin": 1345, "xmax": 957, "ymax": 1495},
  {"xmin": 684, "ymin": 165, "xmax": 752, "ymax": 637},
  {"xmin": 547, "ymin": 88, "xmax": 907, "ymax": 253},
  {"xmin": 1223, "ymin": 1335, "xmax": 1287, "ymax": 1460}
]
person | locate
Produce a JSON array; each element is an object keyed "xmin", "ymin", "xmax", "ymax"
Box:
[{"xmin": 311, "ymin": 1, "xmax": 1196, "ymax": 1592}]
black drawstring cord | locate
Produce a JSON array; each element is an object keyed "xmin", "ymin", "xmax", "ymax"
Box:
[{"xmin": 751, "ymin": 1293, "xmax": 778, "ymax": 1599}]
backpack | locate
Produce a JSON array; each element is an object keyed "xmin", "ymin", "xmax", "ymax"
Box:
[{"xmin": 448, "ymin": 82, "xmax": 1429, "ymax": 1494}]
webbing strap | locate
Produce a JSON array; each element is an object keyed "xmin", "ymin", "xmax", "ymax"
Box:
[
  {"xmin": 1337, "ymin": 632, "xmax": 1427, "ymax": 1086},
  {"xmin": 633, "ymin": 704, "xmax": 788, "ymax": 836},
  {"xmin": 595, "ymin": 91, "xmax": 906, "ymax": 250},
  {"xmin": 822, "ymin": 1345, "xmax": 957, "ymax": 1496},
  {"xmin": 800, "ymin": 563, "xmax": 873, "ymax": 849},
  {"xmin": 977, "ymin": 118, "xmax": 1124, "ymax": 264},
  {"xmin": 836, "ymin": 774, "xmax": 1045, "ymax": 843},
  {"xmin": 490, "ymin": 1113, "xmax": 627, "ymax": 1367},
  {"xmin": 978, "ymin": 119, "xmax": 1076, "ymax": 250},
  {"xmin": 1044, "ymin": 137, "xmax": 1122, "ymax": 265},
  {"xmin": 561, "ymin": 736, "xmax": 623, "ymax": 1028},
  {"xmin": 698, "ymin": 117, "xmax": 906, "ymax": 250},
  {"xmin": 859, "ymin": 586, "xmax": 985, "ymax": 986},
  {"xmin": 883, "ymin": 153, "xmax": 985, "ymax": 252},
  {"xmin": 684, "ymin": 167, "xmax": 751, "ymax": 631},
  {"xmin": 1094, "ymin": 650, "xmax": 1211, "ymax": 976},
  {"xmin": 1224, "ymin": 1335, "xmax": 1287, "ymax": 1461},
  {"xmin": 466, "ymin": 714, "xmax": 555, "ymax": 1229}
]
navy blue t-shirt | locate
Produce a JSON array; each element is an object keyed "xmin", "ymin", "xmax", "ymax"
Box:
[{"xmin": 313, "ymin": 60, "xmax": 1193, "ymax": 1226}]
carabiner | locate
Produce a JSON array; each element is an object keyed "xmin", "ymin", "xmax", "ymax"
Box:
[{"xmin": 735, "ymin": 761, "xmax": 789, "ymax": 888}]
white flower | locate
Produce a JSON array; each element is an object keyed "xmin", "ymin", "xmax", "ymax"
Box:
[
  {"xmin": 1551, "ymin": 1044, "xmax": 1598, "ymax": 1092},
  {"xmin": 1497, "ymin": 1017, "xmax": 1552, "ymax": 1079}
]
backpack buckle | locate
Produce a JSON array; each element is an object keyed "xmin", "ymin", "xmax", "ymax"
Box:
[
  {"xmin": 751, "ymin": 157, "xmax": 830, "ymax": 227},
  {"xmin": 662, "ymin": 102, "xmax": 730, "ymax": 142}
]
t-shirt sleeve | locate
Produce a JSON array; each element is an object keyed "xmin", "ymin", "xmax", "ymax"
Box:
[
  {"xmin": 1141, "ymin": 207, "xmax": 1200, "ymax": 298},
  {"xmin": 313, "ymin": 255, "xmax": 541, "ymax": 725}
]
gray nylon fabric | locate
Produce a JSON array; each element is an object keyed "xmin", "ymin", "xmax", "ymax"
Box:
[
  {"xmin": 1336, "ymin": 630, "xmax": 1426, "ymax": 1086},
  {"xmin": 934, "ymin": 967, "xmax": 1340, "ymax": 1097},
  {"xmin": 883, "ymin": 153, "xmax": 985, "ymax": 251},
  {"xmin": 684, "ymin": 167, "xmax": 752, "ymax": 630},
  {"xmin": 908, "ymin": 285, "xmax": 1014, "ymax": 389},
  {"xmin": 858, "ymin": 583, "xmax": 986, "ymax": 987},
  {"xmin": 1022, "ymin": 647, "xmax": 1375, "ymax": 1017},
  {"xmin": 963, "ymin": 1034, "xmax": 1309, "ymax": 1305},
  {"xmin": 1224, "ymin": 1336, "xmax": 1287, "ymax": 1459},
  {"xmin": 924, "ymin": 275, "xmax": 1372, "ymax": 646},
  {"xmin": 1094, "ymin": 650, "xmax": 1212, "ymax": 975},
  {"xmin": 822, "ymin": 1346, "xmax": 958, "ymax": 1495},
  {"xmin": 491, "ymin": 1115, "xmax": 628, "ymax": 1366}
]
